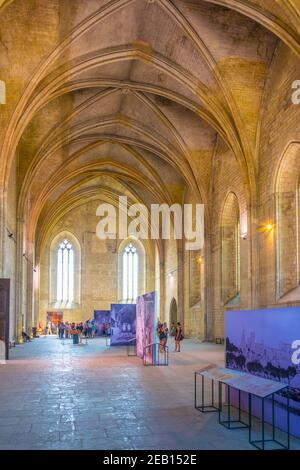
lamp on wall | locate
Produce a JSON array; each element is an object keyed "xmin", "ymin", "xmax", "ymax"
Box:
[
  {"xmin": 265, "ymin": 223, "xmax": 274, "ymax": 231},
  {"xmin": 257, "ymin": 222, "xmax": 275, "ymax": 233}
]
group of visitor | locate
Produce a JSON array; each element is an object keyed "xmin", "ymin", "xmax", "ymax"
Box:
[
  {"xmin": 157, "ymin": 320, "xmax": 183, "ymax": 352},
  {"xmin": 42, "ymin": 318, "xmax": 112, "ymax": 342},
  {"xmin": 57, "ymin": 319, "xmax": 97, "ymax": 341}
]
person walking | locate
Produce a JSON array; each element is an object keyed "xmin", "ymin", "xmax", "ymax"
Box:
[{"xmin": 175, "ymin": 322, "xmax": 183, "ymax": 352}]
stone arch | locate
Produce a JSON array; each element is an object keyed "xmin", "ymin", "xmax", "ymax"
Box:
[
  {"xmin": 221, "ymin": 192, "xmax": 240, "ymax": 304},
  {"xmin": 274, "ymin": 142, "xmax": 300, "ymax": 299}
]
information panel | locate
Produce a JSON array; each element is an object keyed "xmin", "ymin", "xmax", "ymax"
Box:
[{"xmin": 226, "ymin": 307, "xmax": 300, "ymax": 437}]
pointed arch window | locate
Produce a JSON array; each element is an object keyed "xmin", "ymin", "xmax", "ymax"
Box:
[
  {"xmin": 122, "ymin": 243, "xmax": 138, "ymax": 302},
  {"xmin": 56, "ymin": 239, "xmax": 74, "ymax": 303}
]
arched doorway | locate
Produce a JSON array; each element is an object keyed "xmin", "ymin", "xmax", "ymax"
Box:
[{"xmin": 169, "ymin": 298, "xmax": 177, "ymax": 325}]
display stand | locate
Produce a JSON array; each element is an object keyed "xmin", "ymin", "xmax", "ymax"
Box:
[
  {"xmin": 194, "ymin": 371, "xmax": 219, "ymax": 413},
  {"xmin": 223, "ymin": 372, "xmax": 289, "ymax": 448},
  {"xmin": 127, "ymin": 337, "xmax": 137, "ymax": 356},
  {"xmin": 195, "ymin": 367, "xmax": 244, "ymax": 413},
  {"xmin": 248, "ymin": 389, "xmax": 290, "ymax": 450},
  {"xmin": 143, "ymin": 343, "xmax": 168, "ymax": 366},
  {"xmin": 218, "ymin": 382, "xmax": 249, "ymax": 429},
  {"xmin": 193, "ymin": 366, "xmax": 290, "ymax": 450}
]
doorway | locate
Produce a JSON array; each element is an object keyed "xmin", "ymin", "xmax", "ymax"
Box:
[{"xmin": 46, "ymin": 311, "xmax": 63, "ymax": 334}]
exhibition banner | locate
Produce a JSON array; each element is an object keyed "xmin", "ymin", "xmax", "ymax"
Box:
[
  {"xmin": 136, "ymin": 291, "xmax": 157, "ymax": 359},
  {"xmin": 0, "ymin": 279, "xmax": 10, "ymax": 362},
  {"xmin": 110, "ymin": 304, "xmax": 136, "ymax": 346},
  {"xmin": 94, "ymin": 310, "xmax": 111, "ymax": 336},
  {"xmin": 226, "ymin": 307, "xmax": 300, "ymax": 437}
]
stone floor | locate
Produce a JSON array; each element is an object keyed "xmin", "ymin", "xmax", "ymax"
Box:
[{"xmin": 0, "ymin": 336, "xmax": 299, "ymax": 450}]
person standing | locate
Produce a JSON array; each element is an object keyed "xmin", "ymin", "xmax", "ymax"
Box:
[
  {"xmin": 58, "ymin": 322, "xmax": 64, "ymax": 339},
  {"xmin": 46, "ymin": 321, "xmax": 52, "ymax": 335},
  {"xmin": 170, "ymin": 322, "xmax": 176, "ymax": 337},
  {"xmin": 93, "ymin": 320, "xmax": 97, "ymax": 338},
  {"xmin": 175, "ymin": 322, "xmax": 183, "ymax": 352},
  {"xmin": 77, "ymin": 322, "xmax": 83, "ymax": 343},
  {"xmin": 162, "ymin": 322, "xmax": 169, "ymax": 351},
  {"xmin": 158, "ymin": 324, "xmax": 165, "ymax": 353}
]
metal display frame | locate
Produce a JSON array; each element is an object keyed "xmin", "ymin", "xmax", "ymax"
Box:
[
  {"xmin": 127, "ymin": 337, "xmax": 137, "ymax": 356},
  {"xmin": 248, "ymin": 391, "xmax": 290, "ymax": 450},
  {"xmin": 143, "ymin": 343, "xmax": 168, "ymax": 366},
  {"xmin": 218, "ymin": 383, "xmax": 249, "ymax": 429},
  {"xmin": 194, "ymin": 371, "xmax": 219, "ymax": 413},
  {"xmin": 193, "ymin": 366, "xmax": 291, "ymax": 450}
]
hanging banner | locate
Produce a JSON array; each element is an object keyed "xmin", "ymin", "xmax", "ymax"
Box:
[
  {"xmin": 110, "ymin": 304, "xmax": 136, "ymax": 345},
  {"xmin": 94, "ymin": 310, "xmax": 111, "ymax": 336},
  {"xmin": 0, "ymin": 279, "xmax": 10, "ymax": 362},
  {"xmin": 136, "ymin": 291, "xmax": 157, "ymax": 359}
]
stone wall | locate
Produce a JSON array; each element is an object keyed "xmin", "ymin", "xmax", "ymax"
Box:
[{"xmin": 38, "ymin": 200, "xmax": 155, "ymax": 326}]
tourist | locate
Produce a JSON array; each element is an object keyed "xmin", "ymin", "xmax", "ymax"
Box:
[
  {"xmin": 85, "ymin": 319, "xmax": 92, "ymax": 338},
  {"xmin": 91, "ymin": 319, "xmax": 96, "ymax": 338},
  {"xmin": 22, "ymin": 329, "xmax": 31, "ymax": 342},
  {"xmin": 170, "ymin": 322, "xmax": 176, "ymax": 337},
  {"xmin": 77, "ymin": 322, "xmax": 83, "ymax": 343},
  {"xmin": 158, "ymin": 323, "xmax": 165, "ymax": 353},
  {"xmin": 51, "ymin": 322, "xmax": 56, "ymax": 335},
  {"xmin": 71, "ymin": 323, "xmax": 79, "ymax": 344},
  {"xmin": 162, "ymin": 322, "xmax": 169, "ymax": 351},
  {"xmin": 83, "ymin": 321, "xmax": 88, "ymax": 338},
  {"xmin": 58, "ymin": 322, "xmax": 65, "ymax": 339},
  {"xmin": 46, "ymin": 321, "xmax": 52, "ymax": 335},
  {"xmin": 175, "ymin": 322, "xmax": 183, "ymax": 352},
  {"xmin": 65, "ymin": 322, "xmax": 71, "ymax": 339}
]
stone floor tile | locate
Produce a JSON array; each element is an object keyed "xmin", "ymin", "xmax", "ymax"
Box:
[{"xmin": 0, "ymin": 336, "xmax": 299, "ymax": 451}]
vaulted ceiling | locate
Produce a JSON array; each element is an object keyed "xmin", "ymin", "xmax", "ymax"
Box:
[{"xmin": 0, "ymin": 0, "xmax": 299, "ymax": 252}]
